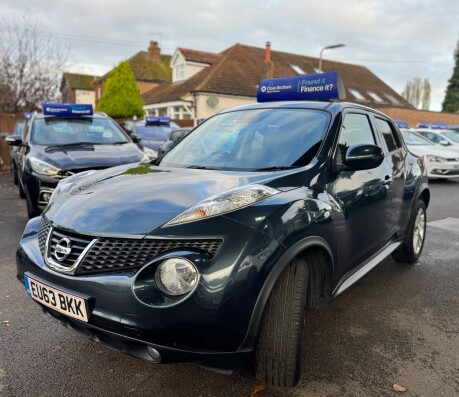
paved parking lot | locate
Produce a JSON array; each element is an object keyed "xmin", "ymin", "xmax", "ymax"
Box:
[{"xmin": 0, "ymin": 172, "xmax": 458, "ymax": 397}]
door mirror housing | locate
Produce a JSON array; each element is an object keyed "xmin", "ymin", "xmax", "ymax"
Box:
[
  {"xmin": 342, "ymin": 144, "xmax": 384, "ymax": 171},
  {"xmin": 5, "ymin": 135, "xmax": 23, "ymax": 146},
  {"xmin": 131, "ymin": 133, "xmax": 141, "ymax": 143},
  {"xmin": 439, "ymin": 139, "xmax": 449, "ymax": 146}
]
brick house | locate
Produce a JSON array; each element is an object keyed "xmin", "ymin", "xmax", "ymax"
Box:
[
  {"xmin": 142, "ymin": 42, "xmax": 414, "ymax": 124},
  {"xmin": 60, "ymin": 73, "xmax": 99, "ymax": 107},
  {"xmin": 93, "ymin": 41, "xmax": 171, "ymax": 106}
]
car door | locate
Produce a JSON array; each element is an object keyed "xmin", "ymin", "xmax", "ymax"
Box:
[
  {"xmin": 327, "ymin": 110, "xmax": 394, "ymax": 279},
  {"xmin": 373, "ymin": 116, "xmax": 407, "ymax": 237}
]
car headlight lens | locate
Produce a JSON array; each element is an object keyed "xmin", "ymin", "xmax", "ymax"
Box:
[
  {"xmin": 165, "ymin": 184, "xmax": 280, "ymax": 226},
  {"xmin": 155, "ymin": 258, "xmax": 198, "ymax": 296},
  {"xmin": 143, "ymin": 147, "xmax": 158, "ymax": 159},
  {"xmin": 29, "ymin": 157, "xmax": 60, "ymax": 176},
  {"xmin": 426, "ymin": 155, "xmax": 447, "ymax": 163}
]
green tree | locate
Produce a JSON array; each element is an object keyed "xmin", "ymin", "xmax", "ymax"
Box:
[
  {"xmin": 442, "ymin": 40, "xmax": 459, "ymax": 113},
  {"xmin": 96, "ymin": 61, "xmax": 144, "ymax": 118}
]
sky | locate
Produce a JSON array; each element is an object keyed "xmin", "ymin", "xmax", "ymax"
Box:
[{"xmin": 1, "ymin": 0, "xmax": 458, "ymax": 111}]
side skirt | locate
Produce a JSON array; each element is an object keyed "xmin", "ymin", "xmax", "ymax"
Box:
[{"xmin": 332, "ymin": 240, "xmax": 402, "ymax": 298}]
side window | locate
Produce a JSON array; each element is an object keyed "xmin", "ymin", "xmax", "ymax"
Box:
[
  {"xmin": 376, "ymin": 118, "xmax": 400, "ymax": 152},
  {"xmin": 337, "ymin": 113, "xmax": 375, "ymax": 159}
]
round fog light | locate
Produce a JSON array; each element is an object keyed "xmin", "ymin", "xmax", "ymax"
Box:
[{"xmin": 155, "ymin": 258, "xmax": 198, "ymax": 296}]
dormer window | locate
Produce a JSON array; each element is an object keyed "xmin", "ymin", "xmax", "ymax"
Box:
[{"xmin": 175, "ymin": 64, "xmax": 185, "ymax": 81}]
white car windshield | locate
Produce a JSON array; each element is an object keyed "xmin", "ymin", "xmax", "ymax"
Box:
[
  {"xmin": 442, "ymin": 131, "xmax": 459, "ymax": 144},
  {"xmin": 402, "ymin": 130, "xmax": 432, "ymax": 146}
]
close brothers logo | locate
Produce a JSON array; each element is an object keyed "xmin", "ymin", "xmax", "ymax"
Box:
[{"xmin": 261, "ymin": 86, "xmax": 267, "ymax": 92}]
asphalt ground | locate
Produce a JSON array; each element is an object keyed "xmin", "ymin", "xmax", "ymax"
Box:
[{"xmin": 0, "ymin": 171, "xmax": 458, "ymax": 397}]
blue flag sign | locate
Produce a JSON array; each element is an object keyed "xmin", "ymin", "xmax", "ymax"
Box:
[
  {"xmin": 146, "ymin": 116, "xmax": 171, "ymax": 125},
  {"xmin": 394, "ymin": 120, "xmax": 408, "ymax": 128},
  {"xmin": 257, "ymin": 71, "xmax": 346, "ymax": 102},
  {"xmin": 430, "ymin": 122, "xmax": 448, "ymax": 129},
  {"xmin": 42, "ymin": 104, "xmax": 93, "ymax": 116}
]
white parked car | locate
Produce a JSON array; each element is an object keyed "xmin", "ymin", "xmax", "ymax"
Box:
[
  {"xmin": 401, "ymin": 129, "xmax": 459, "ymax": 179},
  {"xmin": 414, "ymin": 128, "xmax": 459, "ymax": 150}
]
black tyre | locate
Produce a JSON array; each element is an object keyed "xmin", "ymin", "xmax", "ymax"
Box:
[
  {"xmin": 18, "ymin": 180, "xmax": 26, "ymax": 199},
  {"xmin": 12, "ymin": 162, "xmax": 18, "ymax": 186},
  {"xmin": 392, "ymin": 200, "xmax": 426, "ymax": 263},
  {"xmin": 255, "ymin": 258, "xmax": 309, "ymax": 387},
  {"xmin": 25, "ymin": 187, "xmax": 38, "ymax": 219}
]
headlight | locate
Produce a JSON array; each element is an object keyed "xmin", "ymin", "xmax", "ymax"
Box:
[
  {"xmin": 426, "ymin": 155, "xmax": 447, "ymax": 163},
  {"xmin": 155, "ymin": 258, "xmax": 198, "ymax": 296},
  {"xmin": 143, "ymin": 147, "xmax": 158, "ymax": 159},
  {"xmin": 29, "ymin": 157, "xmax": 60, "ymax": 176},
  {"xmin": 165, "ymin": 184, "xmax": 280, "ymax": 226}
]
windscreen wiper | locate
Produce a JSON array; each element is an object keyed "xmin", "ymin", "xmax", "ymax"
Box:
[
  {"xmin": 186, "ymin": 165, "xmax": 221, "ymax": 170},
  {"xmin": 252, "ymin": 166, "xmax": 298, "ymax": 172},
  {"xmin": 113, "ymin": 141, "xmax": 129, "ymax": 145},
  {"xmin": 46, "ymin": 142, "xmax": 99, "ymax": 148}
]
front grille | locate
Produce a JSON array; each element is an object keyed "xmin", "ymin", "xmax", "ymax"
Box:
[
  {"xmin": 76, "ymin": 238, "xmax": 222, "ymax": 275},
  {"xmin": 37, "ymin": 217, "xmax": 223, "ymax": 275},
  {"xmin": 446, "ymin": 158, "xmax": 459, "ymax": 162},
  {"xmin": 48, "ymin": 229, "xmax": 93, "ymax": 268},
  {"xmin": 38, "ymin": 217, "xmax": 51, "ymax": 256}
]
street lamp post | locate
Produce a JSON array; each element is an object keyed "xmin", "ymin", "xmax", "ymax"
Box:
[{"xmin": 318, "ymin": 44, "xmax": 346, "ymax": 72}]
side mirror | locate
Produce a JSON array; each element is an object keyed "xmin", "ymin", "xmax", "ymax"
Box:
[
  {"xmin": 342, "ymin": 144, "xmax": 384, "ymax": 171},
  {"xmin": 5, "ymin": 135, "xmax": 23, "ymax": 146},
  {"xmin": 439, "ymin": 140, "xmax": 449, "ymax": 146},
  {"xmin": 122, "ymin": 123, "xmax": 133, "ymax": 134},
  {"xmin": 131, "ymin": 133, "xmax": 141, "ymax": 143}
]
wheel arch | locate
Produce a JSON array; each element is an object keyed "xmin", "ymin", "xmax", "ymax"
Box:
[
  {"xmin": 238, "ymin": 235, "xmax": 334, "ymax": 351},
  {"xmin": 418, "ymin": 186, "xmax": 430, "ymax": 208}
]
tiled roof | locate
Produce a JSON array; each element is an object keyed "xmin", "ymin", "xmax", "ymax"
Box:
[
  {"xmin": 62, "ymin": 73, "xmax": 98, "ymax": 90},
  {"xmin": 97, "ymin": 52, "xmax": 172, "ymax": 83},
  {"xmin": 177, "ymin": 48, "xmax": 222, "ymax": 65},
  {"xmin": 143, "ymin": 43, "xmax": 413, "ymax": 109}
]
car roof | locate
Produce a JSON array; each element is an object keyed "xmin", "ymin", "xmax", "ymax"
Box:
[{"xmin": 217, "ymin": 100, "xmax": 391, "ymax": 119}]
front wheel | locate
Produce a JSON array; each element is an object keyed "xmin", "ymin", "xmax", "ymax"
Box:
[
  {"xmin": 255, "ymin": 258, "xmax": 309, "ymax": 387},
  {"xmin": 12, "ymin": 162, "xmax": 18, "ymax": 186},
  {"xmin": 392, "ymin": 199, "xmax": 426, "ymax": 263}
]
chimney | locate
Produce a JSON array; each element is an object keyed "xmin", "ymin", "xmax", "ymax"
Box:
[
  {"xmin": 265, "ymin": 41, "xmax": 271, "ymax": 63},
  {"xmin": 148, "ymin": 41, "xmax": 161, "ymax": 62}
]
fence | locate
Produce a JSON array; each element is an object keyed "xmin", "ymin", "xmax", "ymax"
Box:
[{"xmin": 0, "ymin": 113, "xmax": 22, "ymax": 171}]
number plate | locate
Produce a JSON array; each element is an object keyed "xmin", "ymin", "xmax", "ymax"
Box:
[{"xmin": 24, "ymin": 275, "xmax": 88, "ymax": 322}]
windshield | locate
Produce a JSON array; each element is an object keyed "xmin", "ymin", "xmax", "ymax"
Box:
[
  {"xmin": 443, "ymin": 131, "xmax": 459, "ymax": 143},
  {"xmin": 31, "ymin": 118, "xmax": 129, "ymax": 146},
  {"xmin": 401, "ymin": 130, "xmax": 432, "ymax": 145},
  {"xmin": 159, "ymin": 109, "xmax": 329, "ymax": 171},
  {"xmin": 135, "ymin": 123, "xmax": 177, "ymax": 140}
]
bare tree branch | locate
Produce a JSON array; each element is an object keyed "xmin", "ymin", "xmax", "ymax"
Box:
[{"xmin": 0, "ymin": 16, "xmax": 71, "ymax": 113}]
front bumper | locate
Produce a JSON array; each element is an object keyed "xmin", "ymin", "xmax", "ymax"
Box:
[
  {"xmin": 426, "ymin": 162, "xmax": 459, "ymax": 179},
  {"xmin": 23, "ymin": 171, "xmax": 59, "ymax": 210},
  {"xmin": 16, "ymin": 216, "xmax": 283, "ymax": 368}
]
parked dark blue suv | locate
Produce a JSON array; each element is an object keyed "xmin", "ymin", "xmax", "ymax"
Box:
[
  {"xmin": 15, "ymin": 74, "xmax": 429, "ymax": 387},
  {"xmin": 7, "ymin": 104, "xmax": 148, "ymax": 218}
]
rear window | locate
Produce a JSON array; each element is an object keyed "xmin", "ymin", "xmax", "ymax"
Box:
[{"xmin": 135, "ymin": 123, "xmax": 178, "ymax": 140}]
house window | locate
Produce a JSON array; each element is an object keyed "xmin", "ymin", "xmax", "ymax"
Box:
[
  {"xmin": 367, "ymin": 91, "xmax": 385, "ymax": 103},
  {"xmin": 176, "ymin": 64, "xmax": 185, "ymax": 81},
  {"xmin": 384, "ymin": 93, "xmax": 401, "ymax": 105},
  {"xmin": 290, "ymin": 64, "xmax": 305, "ymax": 74},
  {"xmin": 348, "ymin": 89, "xmax": 366, "ymax": 101}
]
